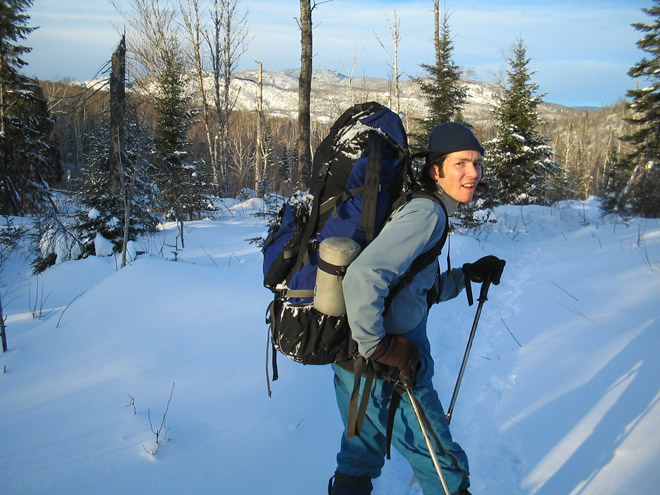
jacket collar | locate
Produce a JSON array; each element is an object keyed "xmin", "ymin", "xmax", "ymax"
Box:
[{"xmin": 435, "ymin": 185, "xmax": 459, "ymax": 216}]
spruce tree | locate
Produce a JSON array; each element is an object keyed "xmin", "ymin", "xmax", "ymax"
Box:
[
  {"xmin": 0, "ymin": 0, "xmax": 60, "ymax": 214},
  {"xmin": 73, "ymin": 107, "xmax": 160, "ymax": 258},
  {"xmin": 601, "ymin": 142, "xmax": 634, "ymax": 214},
  {"xmin": 66, "ymin": 37, "xmax": 159, "ymax": 264},
  {"xmin": 413, "ymin": 5, "xmax": 487, "ymax": 227},
  {"xmin": 152, "ymin": 50, "xmax": 208, "ymax": 247},
  {"xmin": 620, "ymin": 0, "xmax": 660, "ymax": 217},
  {"xmin": 74, "ymin": 116, "xmax": 125, "ymax": 258},
  {"xmin": 484, "ymin": 39, "xmax": 561, "ymax": 205},
  {"xmin": 415, "ymin": 7, "xmax": 466, "ymax": 149}
]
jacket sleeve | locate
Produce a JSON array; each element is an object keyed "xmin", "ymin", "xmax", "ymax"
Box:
[
  {"xmin": 431, "ymin": 267, "xmax": 466, "ymax": 303},
  {"xmin": 342, "ymin": 199, "xmax": 448, "ymax": 358}
]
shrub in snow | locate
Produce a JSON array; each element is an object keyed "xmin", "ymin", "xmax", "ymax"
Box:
[{"xmin": 38, "ymin": 226, "xmax": 83, "ymax": 267}]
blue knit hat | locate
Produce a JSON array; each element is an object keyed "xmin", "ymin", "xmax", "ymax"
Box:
[{"xmin": 419, "ymin": 122, "xmax": 485, "ymax": 158}]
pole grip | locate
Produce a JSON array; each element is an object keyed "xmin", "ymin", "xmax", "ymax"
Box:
[{"xmin": 479, "ymin": 277, "xmax": 492, "ymax": 303}]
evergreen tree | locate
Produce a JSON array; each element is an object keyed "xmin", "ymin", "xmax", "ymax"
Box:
[
  {"xmin": 415, "ymin": 6, "xmax": 466, "ymax": 149},
  {"xmin": 74, "ymin": 117, "xmax": 124, "ymax": 257},
  {"xmin": 152, "ymin": 50, "xmax": 208, "ymax": 246},
  {"xmin": 619, "ymin": 0, "xmax": 660, "ymax": 217},
  {"xmin": 0, "ymin": 0, "xmax": 61, "ymax": 214},
  {"xmin": 600, "ymin": 142, "xmax": 634, "ymax": 214},
  {"xmin": 74, "ymin": 107, "xmax": 160, "ymax": 258},
  {"xmin": 276, "ymin": 145, "xmax": 297, "ymax": 195},
  {"xmin": 31, "ymin": 102, "xmax": 160, "ymax": 272},
  {"xmin": 484, "ymin": 39, "xmax": 561, "ymax": 205},
  {"xmin": 413, "ymin": 5, "xmax": 488, "ymax": 227}
]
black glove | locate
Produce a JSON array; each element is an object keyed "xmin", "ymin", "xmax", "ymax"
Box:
[
  {"xmin": 462, "ymin": 255, "xmax": 506, "ymax": 285},
  {"xmin": 369, "ymin": 335, "xmax": 420, "ymax": 382}
]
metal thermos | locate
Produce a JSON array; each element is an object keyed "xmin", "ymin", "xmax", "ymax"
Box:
[{"xmin": 314, "ymin": 237, "xmax": 361, "ymax": 316}]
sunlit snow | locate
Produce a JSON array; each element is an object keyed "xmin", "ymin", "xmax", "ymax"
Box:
[{"xmin": 1, "ymin": 197, "xmax": 658, "ymax": 495}]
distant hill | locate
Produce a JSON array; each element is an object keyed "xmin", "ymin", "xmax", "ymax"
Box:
[
  {"xmin": 77, "ymin": 66, "xmax": 590, "ymax": 126},
  {"xmin": 228, "ymin": 67, "xmax": 585, "ymax": 126}
]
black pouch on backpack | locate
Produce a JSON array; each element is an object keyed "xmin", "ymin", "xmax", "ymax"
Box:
[{"xmin": 268, "ymin": 299, "xmax": 357, "ymax": 365}]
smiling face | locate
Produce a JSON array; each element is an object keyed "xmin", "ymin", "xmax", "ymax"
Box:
[{"xmin": 430, "ymin": 150, "xmax": 483, "ymax": 204}]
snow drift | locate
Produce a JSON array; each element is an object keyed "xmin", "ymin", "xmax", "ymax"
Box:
[{"xmin": 1, "ymin": 198, "xmax": 659, "ymax": 495}]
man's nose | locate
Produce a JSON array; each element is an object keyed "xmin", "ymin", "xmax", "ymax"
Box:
[{"xmin": 466, "ymin": 162, "xmax": 480, "ymax": 178}]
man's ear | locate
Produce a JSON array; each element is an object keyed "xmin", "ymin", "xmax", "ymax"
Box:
[{"xmin": 430, "ymin": 163, "xmax": 442, "ymax": 182}]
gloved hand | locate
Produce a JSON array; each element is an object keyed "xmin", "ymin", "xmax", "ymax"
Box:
[
  {"xmin": 462, "ymin": 255, "xmax": 506, "ymax": 285},
  {"xmin": 369, "ymin": 335, "xmax": 420, "ymax": 382}
]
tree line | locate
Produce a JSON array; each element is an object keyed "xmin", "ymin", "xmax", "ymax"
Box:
[{"xmin": 1, "ymin": 0, "xmax": 659, "ymax": 260}]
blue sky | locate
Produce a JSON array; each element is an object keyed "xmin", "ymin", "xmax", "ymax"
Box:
[{"xmin": 24, "ymin": 0, "xmax": 650, "ymax": 107}]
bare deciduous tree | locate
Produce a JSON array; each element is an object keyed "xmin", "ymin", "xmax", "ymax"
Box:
[
  {"xmin": 178, "ymin": 0, "xmax": 217, "ymax": 189},
  {"xmin": 227, "ymin": 113, "xmax": 255, "ymax": 193},
  {"xmin": 255, "ymin": 61, "xmax": 266, "ymax": 194},
  {"xmin": 374, "ymin": 6, "xmax": 402, "ymax": 114},
  {"xmin": 113, "ymin": 0, "xmax": 180, "ymax": 85},
  {"xmin": 205, "ymin": 0, "xmax": 250, "ymax": 196},
  {"xmin": 547, "ymin": 102, "xmax": 632, "ymax": 200}
]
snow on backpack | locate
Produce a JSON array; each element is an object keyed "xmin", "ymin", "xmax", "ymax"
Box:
[{"xmin": 261, "ymin": 101, "xmax": 448, "ymax": 392}]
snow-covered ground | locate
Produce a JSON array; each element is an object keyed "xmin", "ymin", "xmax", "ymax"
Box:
[{"xmin": 1, "ymin": 197, "xmax": 659, "ymax": 495}]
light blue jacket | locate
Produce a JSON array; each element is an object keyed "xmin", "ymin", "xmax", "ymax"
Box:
[{"xmin": 343, "ymin": 193, "xmax": 466, "ymax": 358}]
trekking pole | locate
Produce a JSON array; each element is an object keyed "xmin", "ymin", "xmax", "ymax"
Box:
[
  {"xmin": 446, "ymin": 277, "xmax": 492, "ymax": 425},
  {"xmin": 402, "ymin": 380, "xmax": 452, "ymax": 495}
]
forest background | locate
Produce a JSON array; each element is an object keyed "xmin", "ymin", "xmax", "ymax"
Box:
[{"xmin": 0, "ymin": 0, "xmax": 659, "ymax": 279}]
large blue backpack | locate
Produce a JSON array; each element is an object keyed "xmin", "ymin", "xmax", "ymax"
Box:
[{"xmin": 262, "ymin": 102, "xmax": 447, "ymax": 388}]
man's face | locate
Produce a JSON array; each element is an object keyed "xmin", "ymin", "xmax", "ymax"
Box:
[{"xmin": 431, "ymin": 150, "xmax": 483, "ymax": 204}]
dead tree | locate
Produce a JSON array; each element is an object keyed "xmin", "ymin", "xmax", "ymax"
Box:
[
  {"xmin": 374, "ymin": 6, "xmax": 402, "ymax": 114},
  {"xmin": 297, "ymin": 0, "xmax": 313, "ymax": 190},
  {"xmin": 110, "ymin": 36, "xmax": 126, "ymax": 197},
  {"xmin": 109, "ymin": 36, "xmax": 133, "ymax": 268},
  {"xmin": 179, "ymin": 0, "xmax": 218, "ymax": 192},
  {"xmin": 206, "ymin": 0, "xmax": 250, "ymax": 197},
  {"xmin": 434, "ymin": 0, "xmax": 442, "ymax": 68},
  {"xmin": 255, "ymin": 61, "xmax": 266, "ymax": 195}
]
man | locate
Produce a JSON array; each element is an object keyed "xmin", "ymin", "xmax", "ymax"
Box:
[{"xmin": 330, "ymin": 122, "xmax": 506, "ymax": 495}]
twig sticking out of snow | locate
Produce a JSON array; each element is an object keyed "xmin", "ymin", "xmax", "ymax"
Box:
[
  {"xmin": 143, "ymin": 382, "xmax": 176, "ymax": 458},
  {"xmin": 56, "ymin": 292, "xmax": 86, "ymax": 328},
  {"xmin": 126, "ymin": 393, "xmax": 137, "ymax": 415}
]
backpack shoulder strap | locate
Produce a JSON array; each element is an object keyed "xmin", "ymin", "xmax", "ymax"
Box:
[
  {"xmin": 384, "ymin": 191, "xmax": 449, "ymax": 311},
  {"xmin": 360, "ymin": 131, "xmax": 384, "ymax": 243}
]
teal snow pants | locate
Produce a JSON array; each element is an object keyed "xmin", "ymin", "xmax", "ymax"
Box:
[{"xmin": 331, "ymin": 315, "xmax": 470, "ymax": 494}]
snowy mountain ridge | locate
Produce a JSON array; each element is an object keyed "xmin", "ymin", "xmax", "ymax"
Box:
[
  {"xmin": 230, "ymin": 67, "xmax": 512, "ymax": 124},
  {"xmin": 81, "ymin": 66, "xmax": 576, "ymax": 126}
]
